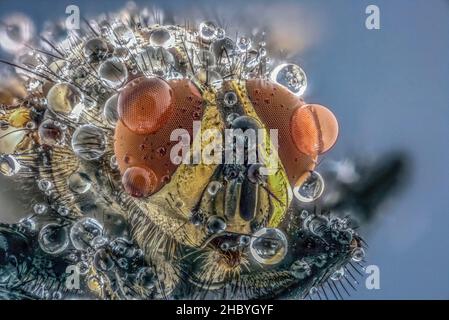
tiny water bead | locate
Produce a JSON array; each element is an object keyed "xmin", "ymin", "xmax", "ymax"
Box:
[
  {"xmin": 0, "ymin": 154, "xmax": 21, "ymax": 176},
  {"xmin": 37, "ymin": 179, "xmax": 53, "ymax": 191},
  {"xmin": 38, "ymin": 223, "xmax": 69, "ymax": 255},
  {"xmin": 290, "ymin": 104, "xmax": 339, "ymax": 157},
  {"xmin": 198, "ymin": 21, "xmax": 217, "ymax": 41},
  {"xmin": 93, "ymin": 248, "xmax": 115, "ymax": 271},
  {"xmin": 330, "ymin": 267, "xmax": 345, "ymax": 281},
  {"xmin": 46, "ymin": 82, "xmax": 84, "ymax": 118},
  {"xmin": 118, "ymin": 77, "xmax": 173, "ymax": 135},
  {"xmin": 351, "ymin": 247, "xmax": 365, "ymax": 262},
  {"xmin": 293, "ymin": 171, "xmax": 325, "ymax": 203},
  {"xmin": 98, "ymin": 58, "xmax": 128, "ymax": 89},
  {"xmin": 68, "ymin": 172, "xmax": 92, "ymax": 194},
  {"xmin": 71, "ymin": 124, "xmax": 106, "ymax": 161},
  {"xmin": 290, "ymin": 259, "xmax": 311, "ymax": 279},
  {"xmin": 207, "ymin": 181, "xmax": 222, "ymax": 196},
  {"xmin": 150, "ymin": 27, "xmax": 173, "ymax": 47},
  {"xmin": 103, "ymin": 94, "xmax": 119, "ymax": 125},
  {"xmin": 112, "ymin": 24, "xmax": 136, "ymax": 46},
  {"xmin": 70, "ymin": 217, "xmax": 103, "ymax": 251},
  {"xmin": 33, "ymin": 203, "xmax": 47, "ymax": 214},
  {"xmin": 270, "ymin": 63, "xmax": 307, "ymax": 96},
  {"xmin": 250, "ymin": 228, "xmax": 288, "ymax": 265},
  {"xmin": 223, "ymin": 91, "xmax": 238, "ymax": 107},
  {"xmin": 38, "ymin": 119, "xmax": 65, "ymax": 146},
  {"xmin": 83, "ymin": 38, "xmax": 109, "ymax": 61},
  {"xmin": 122, "ymin": 166, "xmax": 158, "ymax": 198},
  {"xmin": 237, "ymin": 37, "xmax": 251, "ymax": 52},
  {"xmin": 206, "ymin": 216, "xmax": 227, "ymax": 234}
]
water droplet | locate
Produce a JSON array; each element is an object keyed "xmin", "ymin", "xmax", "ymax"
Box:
[
  {"xmin": 38, "ymin": 223, "xmax": 69, "ymax": 255},
  {"xmin": 270, "ymin": 63, "xmax": 307, "ymax": 96},
  {"xmin": 290, "ymin": 259, "xmax": 311, "ymax": 279},
  {"xmin": 249, "ymin": 228, "xmax": 288, "ymax": 265},
  {"xmin": 37, "ymin": 179, "xmax": 52, "ymax": 191},
  {"xmin": 351, "ymin": 247, "xmax": 365, "ymax": 262},
  {"xmin": 57, "ymin": 206, "xmax": 70, "ymax": 216},
  {"xmin": 0, "ymin": 13, "xmax": 34, "ymax": 53},
  {"xmin": 98, "ymin": 58, "xmax": 128, "ymax": 89},
  {"xmin": 293, "ymin": 171, "xmax": 325, "ymax": 203},
  {"xmin": 76, "ymin": 261, "xmax": 90, "ymax": 275},
  {"xmin": 93, "ymin": 248, "xmax": 115, "ymax": 271},
  {"xmin": 206, "ymin": 215, "xmax": 227, "ymax": 234},
  {"xmin": 112, "ymin": 24, "xmax": 136, "ymax": 46},
  {"xmin": 330, "ymin": 267, "xmax": 345, "ymax": 281},
  {"xmin": 150, "ymin": 27, "xmax": 173, "ymax": 47},
  {"xmin": 33, "ymin": 203, "xmax": 47, "ymax": 214},
  {"xmin": 70, "ymin": 217, "xmax": 103, "ymax": 251},
  {"xmin": 223, "ymin": 91, "xmax": 238, "ymax": 107},
  {"xmin": 239, "ymin": 235, "xmax": 251, "ymax": 247},
  {"xmin": 237, "ymin": 36, "xmax": 251, "ymax": 52},
  {"xmin": 68, "ymin": 172, "xmax": 92, "ymax": 194},
  {"xmin": 46, "ymin": 82, "xmax": 84, "ymax": 118},
  {"xmin": 198, "ymin": 21, "xmax": 217, "ymax": 41},
  {"xmin": 83, "ymin": 38, "xmax": 109, "ymax": 61},
  {"xmin": 103, "ymin": 94, "xmax": 119, "ymax": 125},
  {"xmin": 38, "ymin": 119, "xmax": 65, "ymax": 146},
  {"xmin": 71, "ymin": 124, "xmax": 106, "ymax": 161},
  {"xmin": 0, "ymin": 155, "xmax": 21, "ymax": 176},
  {"xmin": 207, "ymin": 181, "xmax": 222, "ymax": 196}
]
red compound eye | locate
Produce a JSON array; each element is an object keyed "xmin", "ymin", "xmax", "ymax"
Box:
[
  {"xmin": 122, "ymin": 166, "xmax": 158, "ymax": 198},
  {"xmin": 290, "ymin": 104, "xmax": 339, "ymax": 157},
  {"xmin": 118, "ymin": 77, "xmax": 173, "ymax": 135},
  {"xmin": 114, "ymin": 79, "xmax": 204, "ymax": 197},
  {"xmin": 246, "ymin": 79, "xmax": 338, "ymax": 185}
]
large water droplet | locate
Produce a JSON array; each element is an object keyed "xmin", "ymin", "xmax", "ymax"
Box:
[
  {"xmin": 71, "ymin": 124, "xmax": 106, "ymax": 161},
  {"xmin": 38, "ymin": 223, "xmax": 69, "ymax": 255},
  {"xmin": 270, "ymin": 63, "xmax": 307, "ymax": 96},
  {"xmin": 68, "ymin": 172, "xmax": 92, "ymax": 194},
  {"xmin": 198, "ymin": 21, "xmax": 217, "ymax": 41},
  {"xmin": 293, "ymin": 171, "xmax": 325, "ymax": 203},
  {"xmin": 70, "ymin": 217, "xmax": 103, "ymax": 251},
  {"xmin": 250, "ymin": 228, "xmax": 288, "ymax": 265},
  {"xmin": 46, "ymin": 82, "xmax": 84, "ymax": 118},
  {"xmin": 98, "ymin": 57, "xmax": 128, "ymax": 89},
  {"xmin": 0, "ymin": 155, "xmax": 20, "ymax": 176},
  {"xmin": 103, "ymin": 94, "xmax": 119, "ymax": 125},
  {"xmin": 38, "ymin": 119, "xmax": 65, "ymax": 146}
]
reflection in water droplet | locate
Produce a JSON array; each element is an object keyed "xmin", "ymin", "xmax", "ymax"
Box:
[
  {"xmin": 293, "ymin": 171, "xmax": 325, "ymax": 203},
  {"xmin": 250, "ymin": 228, "xmax": 288, "ymax": 265},
  {"xmin": 70, "ymin": 217, "xmax": 103, "ymax": 251},
  {"xmin": 38, "ymin": 223, "xmax": 69, "ymax": 255},
  {"xmin": 71, "ymin": 125, "xmax": 106, "ymax": 161}
]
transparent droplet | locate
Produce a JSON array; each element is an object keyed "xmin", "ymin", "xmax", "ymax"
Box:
[
  {"xmin": 226, "ymin": 113, "xmax": 240, "ymax": 125},
  {"xmin": 207, "ymin": 181, "xmax": 222, "ymax": 196},
  {"xmin": 330, "ymin": 267, "xmax": 345, "ymax": 281},
  {"xmin": 150, "ymin": 27, "xmax": 173, "ymax": 47},
  {"xmin": 206, "ymin": 215, "xmax": 227, "ymax": 234},
  {"xmin": 223, "ymin": 91, "xmax": 238, "ymax": 107},
  {"xmin": 237, "ymin": 37, "xmax": 251, "ymax": 52},
  {"xmin": 351, "ymin": 247, "xmax": 365, "ymax": 262},
  {"xmin": 250, "ymin": 228, "xmax": 288, "ymax": 265},
  {"xmin": 68, "ymin": 172, "xmax": 92, "ymax": 194},
  {"xmin": 93, "ymin": 248, "xmax": 115, "ymax": 271},
  {"xmin": 198, "ymin": 21, "xmax": 217, "ymax": 41},
  {"xmin": 0, "ymin": 13, "xmax": 34, "ymax": 53},
  {"xmin": 0, "ymin": 154, "xmax": 21, "ymax": 176},
  {"xmin": 290, "ymin": 259, "xmax": 311, "ymax": 279},
  {"xmin": 52, "ymin": 291, "xmax": 62, "ymax": 300},
  {"xmin": 98, "ymin": 58, "xmax": 128, "ymax": 89},
  {"xmin": 71, "ymin": 124, "xmax": 106, "ymax": 161},
  {"xmin": 270, "ymin": 63, "xmax": 307, "ymax": 96},
  {"xmin": 46, "ymin": 82, "xmax": 84, "ymax": 118},
  {"xmin": 293, "ymin": 171, "xmax": 325, "ymax": 203},
  {"xmin": 57, "ymin": 206, "xmax": 70, "ymax": 217},
  {"xmin": 83, "ymin": 38, "xmax": 109, "ymax": 61},
  {"xmin": 33, "ymin": 203, "xmax": 47, "ymax": 215},
  {"xmin": 91, "ymin": 235, "xmax": 108, "ymax": 249},
  {"xmin": 37, "ymin": 179, "xmax": 52, "ymax": 191},
  {"xmin": 216, "ymin": 27, "xmax": 225, "ymax": 40},
  {"xmin": 136, "ymin": 267, "xmax": 156, "ymax": 289},
  {"xmin": 112, "ymin": 24, "xmax": 136, "ymax": 46},
  {"xmin": 70, "ymin": 217, "xmax": 103, "ymax": 251},
  {"xmin": 38, "ymin": 119, "xmax": 65, "ymax": 146},
  {"xmin": 38, "ymin": 223, "xmax": 69, "ymax": 255},
  {"xmin": 309, "ymin": 287, "xmax": 318, "ymax": 296},
  {"xmin": 303, "ymin": 214, "xmax": 329, "ymax": 237},
  {"xmin": 103, "ymin": 94, "xmax": 119, "ymax": 125},
  {"xmin": 76, "ymin": 261, "xmax": 90, "ymax": 275},
  {"xmin": 239, "ymin": 235, "xmax": 251, "ymax": 247}
]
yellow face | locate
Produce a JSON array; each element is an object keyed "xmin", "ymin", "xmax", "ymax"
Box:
[{"xmin": 113, "ymin": 76, "xmax": 338, "ymax": 274}]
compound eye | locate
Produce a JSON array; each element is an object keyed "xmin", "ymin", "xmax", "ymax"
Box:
[
  {"xmin": 290, "ymin": 104, "xmax": 339, "ymax": 157},
  {"xmin": 118, "ymin": 77, "xmax": 173, "ymax": 135}
]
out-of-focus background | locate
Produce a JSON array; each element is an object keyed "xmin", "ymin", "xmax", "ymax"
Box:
[{"xmin": 0, "ymin": 0, "xmax": 448, "ymax": 299}]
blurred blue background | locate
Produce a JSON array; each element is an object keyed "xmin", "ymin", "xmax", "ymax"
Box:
[{"xmin": 0, "ymin": 0, "xmax": 448, "ymax": 299}]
